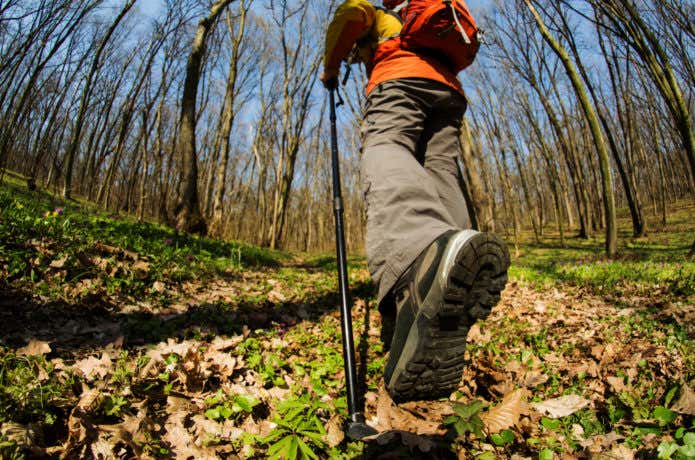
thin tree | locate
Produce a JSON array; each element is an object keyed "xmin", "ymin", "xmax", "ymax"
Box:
[
  {"xmin": 62, "ymin": 0, "xmax": 136, "ymax": 199},
  {"xmin": 174, "ymin": 0, "xmax": 237, "ymax": 234},
  {"xmin": 210, "ymin": 0, "xmax": 252, "ymax": 232},
  {"xmin": 524, "ymin": 0, "xmax": 618, "ymax": 257},
  {"xmin": 589, "ymin": 0, "xmax": 694, "ymax": 250}
]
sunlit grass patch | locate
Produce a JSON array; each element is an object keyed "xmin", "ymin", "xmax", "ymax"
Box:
[
  {"xmin": 0, "ymin": 179, "xmax": 287, "ymax": 301},
  {"xmin": 509, "ymin": 200, "xmax": 695, "ymax": 297}
]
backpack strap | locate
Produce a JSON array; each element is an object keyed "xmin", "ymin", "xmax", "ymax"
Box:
[
  {"xmin": 390, "ymin": 1, "xmax": 408, "ymax": 14},
  {"xmin": 445, "ymin": 0, "xmax": 471, "ymax": 44}
]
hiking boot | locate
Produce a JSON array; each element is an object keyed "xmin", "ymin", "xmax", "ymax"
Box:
[{"xmin": 383, "ymin": 229, "xmax": 510, "ymax": 402}]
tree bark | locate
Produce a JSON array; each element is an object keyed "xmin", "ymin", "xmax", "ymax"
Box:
[
  {"xmin": 525, "ymin": 0, "xmax": 618, "ymax": 256},
  {"xmin": 175, "ymin": 0, "xmax": 237, "ymax": 234},
  {"xmin": 593, "ymin": 20, "xmax": 646, "ymax": 236},
  {"xmin": 592, "ymin": 0, "xmax": 695, "ymax": 188},
  {"xmin": 63, "ymin": 0, "xmax": 136, "ymax": 199},
  {"xmin": 0, "ymin": 1, "xmax": 100, "ymax": 169},
  {"xmin": 460, "ymin": 118, "xmax": 494, "ymax": 231},
  {"xmin": 211, "ymin": 2, "xmax": 249, "ymax": 232}
]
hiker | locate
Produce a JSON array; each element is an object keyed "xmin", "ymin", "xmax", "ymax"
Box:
[{"xmin": 322, "ymin": 0, "xmax": 510, "ymax": 403}]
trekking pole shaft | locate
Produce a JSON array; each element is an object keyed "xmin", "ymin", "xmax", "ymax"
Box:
[{"xmin": 329, "ymin": 88, "xmax": 363, "ymax": 423}]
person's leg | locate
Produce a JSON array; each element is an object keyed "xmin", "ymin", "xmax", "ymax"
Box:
[
  {"xmin": 369, "ymin": 80, "xmax": 511, "ymax": 401},
  {"xmin": 418, "ymin": 88, "xmax": 471, "ymax": 230},
  {"xmin": 360, "ymin": 79, "xmax": 459, "ymax": 308}
]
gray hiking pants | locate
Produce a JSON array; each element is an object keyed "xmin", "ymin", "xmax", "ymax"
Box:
[{"xmin": 360, "ymin": 78, "xmax": 471, "ymax": 310}]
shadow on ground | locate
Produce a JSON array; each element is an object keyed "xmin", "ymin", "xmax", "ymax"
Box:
[
  {"xmin": 0, "ymin": 278, "xmax": 378, "ymax": 354},
  {"xmin": 358, "ymin": 430, "xmax": 458, "ymax": 459}
]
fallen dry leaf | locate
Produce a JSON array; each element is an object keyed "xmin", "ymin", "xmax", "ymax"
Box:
[
  {"xmin": 671, "ymin": 383, "xmax": 695, "ymax": 415},
  {"xmin": 74, "ymin": 352, "xmax": 113, "ymax": 381},
  {"xmin": 63, "ymin": 385, "xmax": 101, "ymax": 455},
  {"xmin": 163, "ymin": 411, "xmax": 218, "ymax": 460},
  {"xmin": 467, "ymin": 323, "xmax": 492, "ymax": 343},
  {"xmin": 325, "ymin": 415, "xmax": 345, "ymax": 447},
  {"xmin": 373, "ymin": 383, "xmax": 444, "ymax": 435},
  {"xmin": 191, "ymin": 414, "xmax": 226, "ymax": 441},
  {"xmin": 17, "ymin": 339, "xmax": 51, "ymax": 356},
  {"xmin": 132, "ymin": 260, "xmax": 150, "ymax": 279},
  {"xmin": 268, "ymin": 288, "xmax": 287, "ymax": 303},
  {"xmin": 0, "ymin": 422, "xmax": 39, "ymax": 451},
  {"xmin": 606, "ymin": 376, "xmax": 629, "ymax": 394},
  {"xmin": 49, "ymin": 255, "xmax": 68, "ymax": 269},
  {"xmin": 204, "ymin": 350, "xmax": 237, "ymax": 377},
  {"xmin": 591, "ymin": 443, "xmax": 635, "ymax": 459},
  {"xmin": 580, "ymin": 432, "xmax": 625, "ymax": 452},
  {"xmin": 522, "ymin": 370, "xmax": 549, "ymax": 388},
  {"xmin": 210, "ymin": 334, "xmax": 244, "ymax": 351},
  {"xmin": 531, "ymin": 394, "xmax": 590, "ymax": 418},
  {"xmin": 90, "ymin": 431, "xmax": 124, "ymax": 459},
  {"xmin": 151, "ymin": 281, "xmax": 167, "ymax": 293},
  {"xmin": 481, "ymin": 388, "xmax": 528, "ymax": 433}
]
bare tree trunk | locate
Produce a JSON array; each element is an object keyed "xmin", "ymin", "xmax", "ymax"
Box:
[
  {"xmin": 592, "ymin": 21, "xmax": 647, "ymax": 236},
  {"xmin": 510, "ymin": 144, "xmax": 540, "ymax": 242},
  {"xmin": 499, "ymin": 148, "xmax": 521, "ymax": 255},
  {"xmin": 211, "ymin": 1, "xmax": 249, "ymax": 232},
  {"xmin": 0, "ymin": 0, "xmax": 100, "ymax": 170},
  {"xmin": 460, "ymin": 118, "xmax": 494, "ymax": 231},
  {"xmin": 27, "ymin": 46, "xmax": 90, "ymax": 189},
  {"xmin": 63, "ymin": 0, "xmax": 136, "ymax": 199},
  {"xmin": 518, "ymin": 94, "xmax": 565, "ymax": 246},
  {"xmin": 593, "ymin": 0, "xmax": 695, "ymax": 188},
  {"xmin": 525, "ymin": 0, "xmax": 617, "ymax": 256},
  {"xmin": 266, "ymin": 0, "xmax": 320, "ymax": 249},
  {"xmin": 174, "ymin": 0, "xmax": 236, "ymax": 234}
]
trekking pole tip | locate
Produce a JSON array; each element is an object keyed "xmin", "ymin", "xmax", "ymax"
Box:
[{"xmin": 345, "ymin": 413, "xmax": 378, "ymax": 440}]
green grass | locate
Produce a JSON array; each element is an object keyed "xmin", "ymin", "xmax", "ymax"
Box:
[
  {"xmin": 0, "ymin": 177, "xmax": 287, "ymax": 300},
  {"xmin": 510, "ymin": 202, "xmax": 695, "ymax": 297},
  {"xmin": 0, "ymin": 348, "xmax": 76, "ymax": 432}
]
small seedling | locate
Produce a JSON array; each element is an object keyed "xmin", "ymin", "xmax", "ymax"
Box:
[{"xmin": 444, "ymin": 400, "xmax": 485, "ymax": 439}]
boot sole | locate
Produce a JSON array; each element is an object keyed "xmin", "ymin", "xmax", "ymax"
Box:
[{"xmin": 384, "ymin": 231, "xmax": 510, "ymax": 402}]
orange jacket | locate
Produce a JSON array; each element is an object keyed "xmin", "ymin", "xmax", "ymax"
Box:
[{"xmin": 323, "ymin": 0, "xmax": 463, "ymax": 95}]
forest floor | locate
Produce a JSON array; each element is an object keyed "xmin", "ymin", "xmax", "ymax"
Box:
[{"xmin": 0, "ymin": 171, "xmax": 694, "ymax": 459}]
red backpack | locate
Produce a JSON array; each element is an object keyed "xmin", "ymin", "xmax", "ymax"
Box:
[{"xmin": 383, "ymin": 0, "xmax": 481, "ymax": 73}]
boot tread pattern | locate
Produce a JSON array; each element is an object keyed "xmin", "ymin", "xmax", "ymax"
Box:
[{"xmin": 388, "ymin": 232, "xmax": 510, "ymax": 402}]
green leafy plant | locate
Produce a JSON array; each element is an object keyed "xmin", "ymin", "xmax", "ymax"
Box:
[
  {"xmin": 653, "ymin": 406, "xmax": 678, "ymax": 426},
  {"xmin": 444, "ymin": 400, "xmax": 485, "ymax": 439},
  {"xmin": 0, "ymin": 437, "xmax": 25, "ymax": 460},
  {"xmin": 101, "ymin": 394, "xmax": 128, "ymax": 417},
  {"xmin": 0, "ymin": 350, "xmax": 68, "ymax": 425},
  {"xmin": 241, "ymin": 339, "xmax": 287, "ymax": 387},
  {"xmin": 657, "ymin": 430, "xmax": 695, "ymax": 459},
  {"xmin": 302, "ymin": 345, "xmax": 343, "ymax": 395},
  {"xmin": 539, "ymin": 447, "xmax": 555, "ymax": 460},
  {"xmin": 205, "ymin": 391, "xmax": 260, "ymax": 421},
  {"xmin": 260, "ymin": 393, "xmax": 329, "ymax": 460},
  {"xmin": 490, "ymin": 429, "xmax": 515, "ymax": 446}
]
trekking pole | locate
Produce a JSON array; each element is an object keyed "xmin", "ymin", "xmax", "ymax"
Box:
[{"xmin": 329, "ymin": 87, "xmax": 377, "ymax": 441}]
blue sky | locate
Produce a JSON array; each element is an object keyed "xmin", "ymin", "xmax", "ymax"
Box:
[
  {"xmin": 131, "ymin": 0, "xmax": 496, "ymax": 19},
  {"xmin": 136, "ymin": 0, "xmax": 165, "ymax": 18}
]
